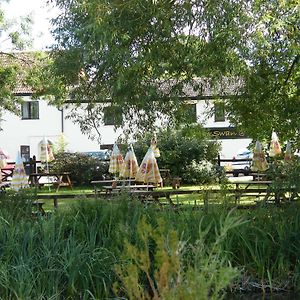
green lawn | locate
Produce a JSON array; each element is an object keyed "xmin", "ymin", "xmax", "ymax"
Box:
[{"xmin": 32, "ymin": 182, "xmax": 270, "ymax": 211}]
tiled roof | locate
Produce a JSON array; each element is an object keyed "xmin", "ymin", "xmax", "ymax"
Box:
[
  {"xmin": 156, "ymin": 77, "xmax": 242, "ymax": 99},
  {"xmin": 1, "ymin": 52, "xmax": 242, "ymax": 98},
  {"xmin": 0, "ymin": 52, "xmax": 35, "ymax": 95}
]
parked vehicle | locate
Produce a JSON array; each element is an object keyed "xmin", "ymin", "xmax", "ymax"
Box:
[
  {"xmin": 83, "ymin": 150, "xmax": 111, "ymax": 161},
  {"xmin": 231, "ymin": 148, "xmax": 253, "ymax": 177}
]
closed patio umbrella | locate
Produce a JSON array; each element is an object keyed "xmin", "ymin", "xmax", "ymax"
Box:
[
  {"xmin": 251, "ymin": 141, "xmax": 268, "ymax": 174},
  {"xmin": 39, "ymin": 137, "xmax": 55, "ymax": 172},
  {"xmin": 109, "ymin": 143, "xmax": 124, "ymax": 178},
  {"xmin": 0, "ymin": 148, "xmax": 8, "ymax": 169},
  {"xmin": 135, "ymin": 145, "xmax": 162, "ymax": 186},
  {"xmin": 11, "ymin": 151, "xmax": 29, "ymax": 191},
  {"xmin": 120, "ymin": 144, "xmax": 138, "ymax": 181},
  {"xmin": 151, "ymin": 135, "xmax": 160, "ymax": 158},
  {"xmin": 269, "ymin": 131, "xmax": 282, "ymax": 157},
  {"xmin": 284, "ymin": 141, "xmax": 293, "ymax": 162}
]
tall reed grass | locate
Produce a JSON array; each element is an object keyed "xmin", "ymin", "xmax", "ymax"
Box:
[{"xmin": 0, "ymin": 191, "xmax": 299, "ymax": 298}]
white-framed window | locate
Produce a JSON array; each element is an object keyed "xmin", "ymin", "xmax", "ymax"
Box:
[{"xmin": 21, "ymin": 101, "xmax": 39, "ymax": 120}]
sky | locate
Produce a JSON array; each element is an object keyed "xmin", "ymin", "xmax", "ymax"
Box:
[{"xmin": 2, "ymin": 0, "xmax": 59, "ymax": 50}]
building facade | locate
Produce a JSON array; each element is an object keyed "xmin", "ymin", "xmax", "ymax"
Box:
[{"xmin": 0, "ymin": 94, "xmax": 251, "ymax": 161}]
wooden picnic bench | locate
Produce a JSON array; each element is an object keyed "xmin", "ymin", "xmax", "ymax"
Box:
[
  {"xmin": 1, "ymin": 164, "xmax": 14, "ymax": 181},
  {"xmin": 103, "ymin": 184, "xmax": 155, "ymax": 194},
  {"xmin": 91, "ymin": 179, "xmax": 134, "ymax": 194},
  {"xmin": 0, "ymin": 182, "xmax": 11, "ymax": 192},
  {"xmin": 227, "ymin": 180, "xmax": 272, "ymax": 203},
  {"xmin": 32, "ymin": 201, "xmax": 46, "ymax": 215},
  {"xmin": 29, "ymin": 172, "xmax": 73, "ymax": 191}
]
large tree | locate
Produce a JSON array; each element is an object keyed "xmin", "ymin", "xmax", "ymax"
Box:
[
  {"xmin": 0, "ymin": 0, "xmax": 34, "ymax": 113},
  {"xmin": 46, "ymin": 0, "xmax": 299, "ymax": 143}
]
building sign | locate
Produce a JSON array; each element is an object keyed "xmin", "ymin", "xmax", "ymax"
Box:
[{"xmin": 207, "ymin": 127, "xmax": 247, "ymax": 139}]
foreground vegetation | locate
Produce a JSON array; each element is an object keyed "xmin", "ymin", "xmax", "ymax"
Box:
[{"xmin": 0, "ymin": 191, "xmax": 299, "ymax": 299}]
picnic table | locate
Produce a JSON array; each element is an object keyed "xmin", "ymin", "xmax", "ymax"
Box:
[
  {"xmin": 227, "ymin": 180, "xmax": 299, "ymax": 204},
  {"xmin": 91, "ymin": 179, "xmax": 135, "ymax": 194},
  {"xmin": 0, "ymin": 182, "xmax": 11, "ymax": 192},
  {"xmin": 28, "ymin": 172, "xmax": 73, "ymax": 191},
  {"xmin": 1, "ymin": 164, "xmax": 14, "ymax": 181},
  {"xmin": 227, "ymin": 180, "xmax": 272, "ymax": 203},
  {"xmin": 103, "ymin": 184, "xmax": 155, "ymax": 194}
]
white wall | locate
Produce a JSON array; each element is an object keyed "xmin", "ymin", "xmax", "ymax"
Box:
[
  {"xmin": 0, "ymin": 97, "xmax": 61, "ymax": 159},
  {"xmin": 62, "ymin": 106, "xmax": 122, "ymax": 152},
  {"xmin": 0, "ymin": 97, "xmax": 252, "ymax": 160},
  {"xmin": 0, "ymin": 97, "xmax": 125, "ymax": 160},
  {"xmin": 196, "ymin": 100, "xmax": 252, "ymax": 158}
]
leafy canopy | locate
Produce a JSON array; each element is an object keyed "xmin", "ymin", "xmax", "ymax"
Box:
[
  {"xmin": 0, "ymin": 0, "xmax": 34, "ymax": 113},
  {"xmin": 46, "ymin": 0, "xmax": 299, "ymax": 143}
]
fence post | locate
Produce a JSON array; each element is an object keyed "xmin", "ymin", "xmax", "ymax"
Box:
[{"xmin": 32, "ymin": 155, "xmax": 37, "ymax": 173}]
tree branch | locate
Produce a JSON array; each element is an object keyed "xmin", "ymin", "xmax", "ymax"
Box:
[
  {"xmin": 285, "ymin": 54, "xmax": 299, "ymax": 85},
  {"xmin": 0, "ymin": 51, "xmax": 35, "ymax": 65}
]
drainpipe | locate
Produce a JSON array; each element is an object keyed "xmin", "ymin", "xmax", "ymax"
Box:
[{"xmin": 58, "ymin": 108, "xmax": 64, "ymax": 133}]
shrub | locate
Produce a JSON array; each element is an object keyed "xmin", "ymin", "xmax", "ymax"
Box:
[
  {"xmin": 266, "ymin": 157, "xmax": 300, "ymax": 200},
  {"xmin": 182, "ymin": 159, "xmax": 221, "ymax": 184},
  {"xmin": 50, "ymin": 151, "xmax": 110, "ymax": 185},
  {"xmin": 133, "ymin": 124, "xmax": 221, "ymax": 183}
]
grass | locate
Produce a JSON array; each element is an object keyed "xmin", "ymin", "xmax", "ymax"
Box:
[
  {"xmin": 33, "ymin": 181, "xmax": 270, "ymax": 211},
  {"xmin": 0, "ymin": 190, "xmax": 300, "ymax": 298}
]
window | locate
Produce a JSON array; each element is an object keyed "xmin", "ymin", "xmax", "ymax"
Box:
[
  {"xmin": 21, "ymin": 101, "xmax": 39, "ymax": 120},
  {"xmin": 103, "ymin": 106, "xmax": 122, "ymax": 126},
  {"xmin": 178, "ymin": 103, "xmax": 197, "ymax": 124},
  {"xmin": 214, "ymin": 102, "xmax": 225, "ymax": 122}
]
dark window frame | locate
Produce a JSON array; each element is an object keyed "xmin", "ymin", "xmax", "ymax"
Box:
[
  {"xmin": 103, "ymin": 106, "xmax": 122, "ymax": 126},
  {"xmin": 214, "ymin": 102, "xmax": 225, "ymax": 122},
  {"xmin": 21, "ymin": 101, "xmax": 39, "ymax": 120},
  {"xmin": 178, "ymin": 103, "xmax": 197, "ymax": 124}
]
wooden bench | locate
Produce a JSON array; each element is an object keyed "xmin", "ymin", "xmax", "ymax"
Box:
[
  {"xmin": 0, "ymin": 182, "xmax": 11, "ymax": 192},
  {"xmin": 91, "ymin": 179, "xmax": 134, "ymax": 194},
  {"xmin": 103, "ymin": 184, "xmax": 155, "ymax": 194},
  {"xmin": 34, "ymin": 183, "xmax": 298, "ymax": 211},
  {"xmin": 32, "ymin": 201, "xmax": 46, "ymax": 215},
  {"xmin": 172, "ymin": 177, "xmax": 181, "ymax": 189},
  {"xmin": 29, "ymin": 172, "xmax": 73, "ymax": 191}
]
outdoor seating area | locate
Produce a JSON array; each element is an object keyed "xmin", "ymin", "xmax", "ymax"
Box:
[
  {"xmin": 0, "ymin": 131, "xmax": 299, "ymax": 210},
  {"xmin": 28, "ymin": 172, "xmax": 72, "ymax": 191}
]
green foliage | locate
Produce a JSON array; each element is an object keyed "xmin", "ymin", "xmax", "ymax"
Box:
[
  {"xmin": 183, "ymin": 159, "xmax": 220, "ymax": 184},
  {"xmin": 133, "ymin": 124, "xmax": 221, "ymax": 183},
  {"xmin": 0, "ymin": 196, "xmax": 299, "ymax": 298},
  {"xmin": 114, "ymin": 215, "xmax": 239, "ymax": 300},
  {"xmin": 0, "ymin": 189, "xmax": 33, "ymax": 221},
  {"xmin": 50, "ymin": 151, "xmax": 109, "ymax": 185},
  {"xmin": 266, "ymin": 158, "xmax": 300, "ymax": 200},
  {"xmin": 0, "ymin": 4, "xmax": 35, "ymax": 114},
  {"xmin": 225, "ymin": 1, "xmax": 299, "ymax": 144},
  {"xmin": 45, "ymin": 0, "xmax": 299, "ymax": 142}
]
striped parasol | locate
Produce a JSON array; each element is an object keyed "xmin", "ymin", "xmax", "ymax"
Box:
[
  {"xmin": 39, "ymin": 137, "xmax": 55, "ymax": 172},
  {"xmin": 251, "ymin": 141, "xmax": 268, "ymax": 172},
  {"xmin": 135, "ymin": 145, "xmax": 162, "ymax": 185},
  {"xmin": 11, "ymin": 151, "xmax": 29, "ymax": 191},
  {"xmin": 151, "ymin": 135, "xmax": 160, "ymax": 158},
  {"xmin": 0, "ymin": 148, "xmax": 9, "ymax": 169},
  {"xmin": 109, "ymin": 143, "xmax": 124, "ymax": 176},
  {"xmin": 269, "ymin": 131, "xmax": 282, "ymax": 157},
  {"xmin": 120, "ymin": 144, "xmax": 138, "ymax": 179},
  {"xmin": 284, "ymin": 141, "xmax": 293, "ymax": 162}
]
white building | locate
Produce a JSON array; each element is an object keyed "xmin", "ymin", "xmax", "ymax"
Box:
[{"xmin": 0, "ymin": 90, "xmax": 251, "ymax": 161}]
